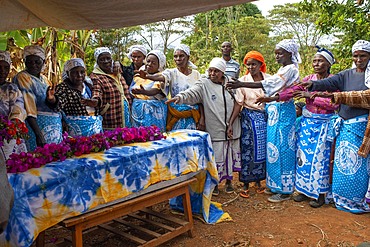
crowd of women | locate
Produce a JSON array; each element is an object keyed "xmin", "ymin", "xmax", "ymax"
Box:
[{"xmin": 1, "ymin": 37, "xmax": 370, "ymax": 222}]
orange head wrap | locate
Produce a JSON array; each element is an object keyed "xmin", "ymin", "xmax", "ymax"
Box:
[{"xmin": 243, "ymin": 51, "xmax": 267, "ymax": 75}]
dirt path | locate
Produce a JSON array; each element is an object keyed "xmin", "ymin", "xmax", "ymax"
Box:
[{"xmin": 40, "ymin": 178, "xmax": 370, "ymax": 247}]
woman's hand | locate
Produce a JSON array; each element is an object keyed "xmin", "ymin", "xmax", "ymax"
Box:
[
  {"xmin": 255, "ymin": 96, "xmax": 277, "ymax": 105},
  {"xmin": 113, "ymin": 61, "xmax": 122, "ymax": 76},
  {"xmin": 298, "ymin": 80, "xmax": 313, "ymax": 89},
  {"xmin": 292, "ymin": 90, "xmax": 312, "ymax": 99},
  {"xmin": 225, "ymin": 79, "xmax": 244, "ymax": 90},
  {"xmin": 46, "ymin": 84, "xmax": 56, "ymax": 103},
  {"xmin": 197, "ymin": 117, "xmax": 206, "ymax": 131},
  {"xmin": 165, "ymin": 97, "xmax": 180, "ymax": 105},
  {"xmin": 131, "ymin": 85, "xmax": 147, "ymax": 95},
  {"xmin": 35, "ymin": 134, "xmax": 46, "ymax": 147},
  {"xmin": 310, "ymin": 91, "xmax": 334, "ymax": 99},
  {"xmin": 81, "ymin": 98, "xmax": 99, "ymax": 107},
  {"xmin": 134, "ymin": 69, "xmax": 149, "ymax": 79},
  {"xmin": 227, "ymin": 124, "xmax": 233, "ymax": 139}
]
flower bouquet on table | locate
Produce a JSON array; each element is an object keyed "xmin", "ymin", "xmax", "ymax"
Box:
[
  {"xmin": 6, "ymin": 125, "xmax": 166, "ymax": 173},
  {"xmin": 0, "ymin": 115, "xmax": 28, "ymax": 148}
]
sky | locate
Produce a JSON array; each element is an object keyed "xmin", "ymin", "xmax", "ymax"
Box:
[{"xmin": 253, "ymin": 0, "xmax": 302, "ymax": 16}]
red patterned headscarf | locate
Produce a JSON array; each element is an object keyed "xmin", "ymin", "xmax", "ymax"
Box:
[{"xmin": 243, "ymin": 51, "xmax": 266, "ymax": 75}]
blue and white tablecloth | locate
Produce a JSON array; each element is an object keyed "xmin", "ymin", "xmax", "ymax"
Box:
[{"xmin": 0, "ymin": 130, "xmax": 229, "ymax": 247}]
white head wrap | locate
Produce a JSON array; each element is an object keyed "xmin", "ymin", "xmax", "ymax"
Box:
[
  {"xmin": 276, "ymin": 39, "xmax": 301, "ymax": 67},
  {"xmin": 24, "ymin": 45, "xmax": 45, "ymax": 60},
  {"xmin": 62, "ymin": 58, "xmax": 85, "ymax": 80},
  {"xmin": 352, "ymin": 40, "xmax": 370, "ymax": 89},
  {"xmin": 64, "ymin": 58, "xmax": 85, "ymax": 72},
  {"xmin": 174, "ymin": 44, "xmax": 197, "ymax": 69},
  {"xmin": 127, "ymin": 45, "xmax": 147, "ymax": 60},
  {"xmin": 94, "ymin": 47, "xmax": 112, "ymax": 62},
  {"xmin": 0, "ymin": 51, "xmax": 11, "ymax": 65},
  {"xmin": 208, "ymin": 57, "xmax": 226, "ymax": 73},
  {"xmin": 147, "ymin": 50, "xmax": 166, "ymax": 71},
  {"xmin": 315, "ymin": 46, "xmax": 335, "ymax": 65}
]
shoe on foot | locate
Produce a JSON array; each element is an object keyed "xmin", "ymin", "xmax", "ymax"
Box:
[
  {"xmin": 256, "ymin": 187, "xmax": 265, "ymax": 194},
  {"xmin": 268, "ymin": 193, "xmax": 290, "ymax": 203},
  {"xmin": 212, "ymin": 186, "xmax": 220, "ymax": 196},
  {"xmin": 309, "ymin": 194, "xmax": 325, "ymax": 208},
  {"xmin": 239, "ymin": 190, "xmax": 250, "ymax": 198},
  {"xmin": 264, "ymin": 188, "xmax": 274, "ymax": 195},
  {"xmin": 225, "ymin": 183, "xmax": 234, "ymax": 194},
  {"xmin": 293, "ymin": 194, "xmax": 309, "ymax": 202}
]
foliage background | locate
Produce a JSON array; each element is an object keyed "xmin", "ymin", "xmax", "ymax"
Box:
[{"xmin": 1, "ymin": 0, "xmax": 369, "ymax": 82}]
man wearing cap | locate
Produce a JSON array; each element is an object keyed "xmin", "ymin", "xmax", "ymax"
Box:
[
  {"xmin": 302, "ymin": 40, "xmax": 370, "ymax": 213},
  {"xmin": 166, "ymin": 57, "xmax": 241, "ymax": 195},
  {"xmin": 221, "ymin": 41, "xmax": 240, "ymax": 79}
]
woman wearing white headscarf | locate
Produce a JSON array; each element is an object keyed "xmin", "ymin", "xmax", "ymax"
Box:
[
  {"xmin": 226, "ymin": 39, "xmax": 301, "ymax": 203},
  {"xmin": 136, "ymin": 44, "xmax": 204, "ymax": 131},
  {"xmin": 167, "ymin": 57, "xmax": 241, "ymax": 195},
  {"xmin": 272, "ymin": 46, "xmax": 339, "ymax": 208},
  {"xmin": 122, "ymin": 45, "xmax": 147, "ymax": 86},
  {"xmin": 301, "ymin": 40, "xmax": 370, "ymax": 213},
  {"xmin": 46, "ymin": 58, "xmax": 102, "ymax": 137},
  {"xmin": 0, "ymin": 50, "xmax": 27, "ymax": 162},
  {"xmin": 13, "ymin": 45, "xmax": 63, "ymax": 151},
  {"xmin": 90, "ymin": 47, "xmax": 132, "ymax": 130},
  {"xmin": 129, "ymin": 50, "xmax": 167, "ymax": 131}
]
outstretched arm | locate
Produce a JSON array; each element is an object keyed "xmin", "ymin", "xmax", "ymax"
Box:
[{"xmin": 225, "ymin": 79, "xmax": 262, "ymax": 90}]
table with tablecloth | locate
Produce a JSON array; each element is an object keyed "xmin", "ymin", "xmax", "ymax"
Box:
[{"xmin": 0, "ymin": 129, "xmax": 230, "ymax": 247}]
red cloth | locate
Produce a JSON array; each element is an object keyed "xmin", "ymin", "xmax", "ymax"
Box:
[{"xmin": 243, "ymin": 51, "xmax": 266, "ymax": 75}]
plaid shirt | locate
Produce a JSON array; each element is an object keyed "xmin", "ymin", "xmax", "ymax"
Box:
[
  {"xmin": 333, "ymin": 89, "xmax": 370, "ymax": 157},
  {"xmin": 90, "ymin": 70, "xmax": 131, "ymax": 129}
]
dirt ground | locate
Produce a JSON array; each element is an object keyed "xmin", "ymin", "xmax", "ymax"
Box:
[{"xmin": 39, "ymin": 175, "xmax": 370, "ymax": 247}]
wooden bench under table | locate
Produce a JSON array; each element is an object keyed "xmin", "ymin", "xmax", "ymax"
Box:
[{"xmin": 36, "ymin": 176, "xmax": 197, "ymax": 247}]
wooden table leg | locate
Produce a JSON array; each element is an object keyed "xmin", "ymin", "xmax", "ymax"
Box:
[
  {"xmin": 182, "ymin": 187, "xmax": 194, "ymax": 238},
  {"xmin": 72, "ymin": 224, "xmax": 83, "ymax": 247},
  {"xmin": 35, "ymin": 230, "xmax": 45, "ymax": 247}
]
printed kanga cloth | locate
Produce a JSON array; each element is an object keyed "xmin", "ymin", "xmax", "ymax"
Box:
[{"xmin": 1, "ymin": 129, "xmax": 230, "ymax": 247}]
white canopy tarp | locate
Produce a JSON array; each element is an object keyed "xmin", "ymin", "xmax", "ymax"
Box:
[{"xmin": 0, "ymin": 0, "xmax": 255, "ymax": 32}]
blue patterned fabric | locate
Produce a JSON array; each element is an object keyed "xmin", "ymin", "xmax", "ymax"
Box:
[
  {"xmin": 63, "ymin": 115, "xmax": 103, "ymax": 137},
  {"xmin": 26, "ymin": 112, "xmax": 63, "ymax": 151},
  {"xmin": 328, "ymin": 115, "xmax": 370, "ymax": 213},
  {"xmin": 2, "ymin": 130, "xmax": 228, "ymax": 247},
  {"xmin": 295, "ymin": 108, "xmax": 333, "ymax": 199},
  {"xmin": 124, "ymin": 98, "xmax": 132, "ymax": 128},
  {"xmin": 169, "ymin": 102, "xmax": 198, "ymax": 130},
  {"xmin": 265, "ymin": 101, "xmax": 296, "ymax": 194},
  {"xmin": 239, "ymin": 108, "xmax": 267, "ymax": 184},
  {"xmin": 131, "ymin": 98, "xmax": 167, "ymax": 131}
]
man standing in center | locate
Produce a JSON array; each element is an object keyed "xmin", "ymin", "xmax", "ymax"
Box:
[{"xmin": 221, "ymin": 41, "xmax": 240, "ymax": 79}]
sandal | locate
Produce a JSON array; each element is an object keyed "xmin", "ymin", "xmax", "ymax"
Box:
[
  {"xmin": 239, "ymin": 190, "xmax": 250, "ymax": 198},
  {"xmin": 256, "ymin": 187, "xmax": 265, "ymax": 194}
]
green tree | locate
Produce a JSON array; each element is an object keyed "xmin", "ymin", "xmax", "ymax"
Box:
[
  {"xmin": 301, "ymin": 0, "xmax": 370, "ymax": 72},
  {"xmin": 268, "ymin": 3, "xmax": 326, "ymax": 75},
  {"xmin": 183, "ymin": 3, "xmax": 265, "ymax": 73}
]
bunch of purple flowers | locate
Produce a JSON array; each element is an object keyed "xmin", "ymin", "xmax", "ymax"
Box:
[{"xmin": 6, "ymin": 125, "xmax": 165, "ymax": 173}]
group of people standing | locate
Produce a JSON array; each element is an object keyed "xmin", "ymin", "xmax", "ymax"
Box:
[
  {"xmin": 1, "ymin": 37, "xmax": 370, "ymax": 215},
  {"xmin": 223, "ymin": 39, "xmax": 370, "ymax": 213}
]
